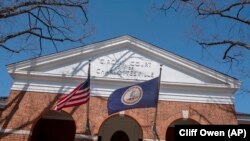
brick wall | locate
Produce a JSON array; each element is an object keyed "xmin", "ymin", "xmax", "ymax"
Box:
[
  {"xmin": 0, "ymin": 134, "xmax": 29, "ymax": 141},
  {"xmin": 0, "ymin": 90, "xmax": 237, "ymax": 140}
]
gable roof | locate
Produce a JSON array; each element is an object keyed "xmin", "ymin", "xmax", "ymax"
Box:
[{"xmin": 7, "ymin": 35, "xmax": 240, "ymax": 88}]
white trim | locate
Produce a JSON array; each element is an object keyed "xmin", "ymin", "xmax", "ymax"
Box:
[
  {"xmin": 0, "ymin": 128, "xmax": 98, "ymax": 140},
  {"xmin": 0, "ymin": 129, "xmax": 97, "ymax": 140},
  {"xmin": 16, "ymin": 72, "xmax": 235, "ymax": 90},
  {"xmin": 75, "ymin": 134, "xmax": 165, "ymax": 141},
  {"xmin": 75, "ymin": 134, "xmax": 98, "ymax": 140},
  {"xmin": 143, "ymin": 139, "xmax": 165, "ymax": 141},
  {"xmin": 10, "ymin": 80, "xmax": 236, "ymax": 93},
  {"xmin": 10, "ymin": 83, "xmax": 234, "ymax": 105},
  {"xmin": 10, "ymin": 71, "xmax": 237, "ymax": 89},
  {"xmin": 237, "ymin": 115, "xmax": 250, "ymax": 122},
  {"xmin": 238, "ymin": 118, "xmax": 250, "ymax": 122},
  {"xmin": 0, "ymin": 129, "xmax": 165, "ymax": 141},
  {"xmin": 0, "ymin": 128, "xmax": 31, "ymax": 135},
  {"xmin": 182, "ymin": 110, "xmax": 189, "ymax": 119}
]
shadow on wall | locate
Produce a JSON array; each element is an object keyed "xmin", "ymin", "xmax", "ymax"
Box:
[
  {"xmin": 0, "ymin": 84, "xmax": 63, "ymax": 138},
  {"xmin": 188, "ymin": 97, "xmax": 236, "ymax": 125}
]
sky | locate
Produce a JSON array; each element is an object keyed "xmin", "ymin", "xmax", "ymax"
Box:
[{"xmin": 0, "ymin": 0, "xmax": 250, "ymax": 114}]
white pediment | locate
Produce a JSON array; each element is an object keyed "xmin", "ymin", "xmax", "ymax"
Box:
[
  {"xmin": 7, "ymin": 35, "xmax": 240, "ymax": 104},
  {"xmin": 27, "ymin": 48, "xmax": 224, "ymax": 84},
  {"xmin": 7, "ymin": 35, "xmax": 239, "ymax": 87}
]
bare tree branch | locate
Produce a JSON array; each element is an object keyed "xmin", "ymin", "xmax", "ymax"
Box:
[
  {"xmin": 197, "ymin": 8, "xmax": 250, "ymax": 25},
  {"xmin": 197, "ymin": 40, "xmax": 250, "ymax": 59},
  {"xmin": 155, "ymin": 0, "xmax": 250, "ymax": 95},
  {"xmin": 194, "ymin": 1, "xmax": 250, "ymax": 25},
  {"xmin": 214, "ymin": 1, "xmax": 250, "ymax": 13},
  {"xmin": 0, "ymin": 1, "xmax": 88, "ymax": 17},
  {"xmin": 0, "ymin": 44, "xmax": 20, "ymax": 53},
  {"xmin": 156, "ymin": 0, "xmax": 250, "ymax": 58},
  {"xmin": 198, "ymin": 40, "xmax": 250, "ymax": 50},
  {"xmin": 0, "ymin": 0, "xmax": 90, "ymax": 55}
]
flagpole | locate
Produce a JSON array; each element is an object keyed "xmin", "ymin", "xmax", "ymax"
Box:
[
  {"xmin": 153, "ymin": 64, "xmax": 162, "ymax": 141},
  {"xmin": 85, "ymin": 60, "xmax": 91, "ymax": 134}
]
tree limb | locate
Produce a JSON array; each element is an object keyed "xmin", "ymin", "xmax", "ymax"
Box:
[
  {"xmin": 0, "ymin": 44, "xmax": 20, "ymax": 53},
  {"xmin": 197, "ymin": 40, "xmax": 250, "ymax": 59},
  {"xmin": 0, "ymin": 0, "xmax": 89, "ymax": 55},
  {"xmin": 196, "ymin": 1, "xmax": 250, "ymax": 25}
]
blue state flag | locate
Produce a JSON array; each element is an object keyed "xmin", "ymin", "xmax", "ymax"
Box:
[{"xmin": 108, "ymin": 77, "xmax": 160, "ymax": 115}]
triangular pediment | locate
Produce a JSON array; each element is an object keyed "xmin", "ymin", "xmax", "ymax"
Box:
[{"xmin": 7, "ymin": 35, "xmax": 240, "ymax": 88}]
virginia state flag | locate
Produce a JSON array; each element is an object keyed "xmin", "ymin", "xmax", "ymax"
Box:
[{"xmin": 108, "ymin": 77, "xmax": 160, "ymax": 115}]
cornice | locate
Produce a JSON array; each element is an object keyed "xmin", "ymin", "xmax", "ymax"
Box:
[
  {"xmin": 10, "ymin": 71, "xmax": 236, "ymax": 105},
  {"xmin": 10, "ymin": 71, "xmax": 238, "ymax": 90}
]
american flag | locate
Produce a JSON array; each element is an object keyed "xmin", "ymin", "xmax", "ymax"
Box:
[{"xmin": 55, "ymin": 64, "xmax": 90, "ymax": 111}]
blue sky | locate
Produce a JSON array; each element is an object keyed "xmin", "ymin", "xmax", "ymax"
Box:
[{"xmin": 0, "ymin": 0, "xmax": 250, "ymax": 113}]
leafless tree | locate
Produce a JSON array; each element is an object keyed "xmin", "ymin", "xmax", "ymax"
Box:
[
  {"xmin": 154, "ymin": 0, "xmax": 250, "ymax": 62},
  {"xmin": 0, "ymin": 0, "xmax": 90, "ymax": 56}
]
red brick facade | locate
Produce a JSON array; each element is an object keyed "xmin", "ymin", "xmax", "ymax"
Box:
[{"xmin": 0, "ymin": 90, "xmax": 238, "ymax": 141}]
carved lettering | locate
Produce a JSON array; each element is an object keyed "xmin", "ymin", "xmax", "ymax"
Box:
[{"xmin": 96, "ymin": 58, "xmax": 156, "ymax": 79}]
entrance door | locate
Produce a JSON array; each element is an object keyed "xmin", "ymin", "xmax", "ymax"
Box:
[
  {"xmin": 110, "ymin": 130, "xmax": 129, "ymax": 141},
  {"xmin": 30, "ymin": 111, "xmax": 76, "ymax": 141}
]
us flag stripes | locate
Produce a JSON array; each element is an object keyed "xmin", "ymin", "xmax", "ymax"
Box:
[{"xmin": 54, "ymin": 63, "xmax": 90, "ymax": 111}]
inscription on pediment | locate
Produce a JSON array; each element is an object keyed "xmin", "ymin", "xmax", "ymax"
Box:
[
  {"xmin": 44, "ymin": 49, "xmax": 216, "ymax": 83},
  {"xmin": 91, "ymin": 50, "xmax": 160, "ymax": 80}
]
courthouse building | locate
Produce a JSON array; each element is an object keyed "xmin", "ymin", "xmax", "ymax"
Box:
[{"xmin": 0, "ymin": 36, "xmax": 240, "ymax": 141}]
